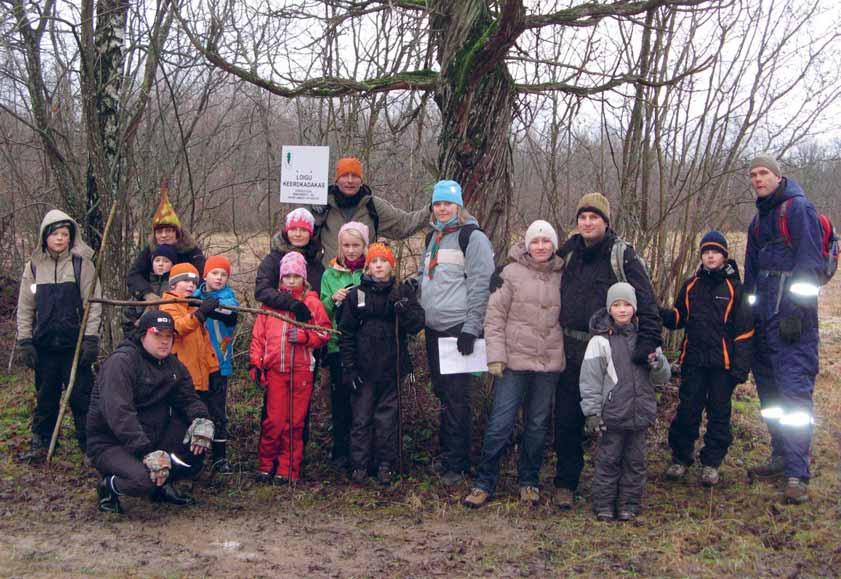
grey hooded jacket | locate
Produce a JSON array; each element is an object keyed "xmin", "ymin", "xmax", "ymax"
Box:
[{"xmin": 579, "ymin": 308, "xmax": 670, "ymax": 430}]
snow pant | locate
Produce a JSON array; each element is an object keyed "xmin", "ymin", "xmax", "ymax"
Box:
[
  {"xmin": 668, "ymin": 365, "xmax": 735, "ymax": 468},
  {"xmin": 752, "ymin": 313, "xmax": 818, "ymax": 480},
  {"xmin": 257, "ymin": 368, "xmax": 313, "ymax": 479},
  {"xmin": 591, "ymin": 428, "xmax": 647, "ymax": 515},
  {"xmin": 326, "ymin": 352, "xmax": 352, "ymax": 461},
  {"xmin": 425, "ymin": 325, "xmax": 474, "ymax": 474},
  {"xmin": 93, "ymin": 416, "xmax": 204, "ymax": 497},
  {"xmin": 199, "ymin": 372, "xmax": 229, "ymax": 442},
  {"xmin": 554, "ymin": 335, "xmax": 586, "ymax": 491},
  {"xmin": 474, "ymin": 370, "xmax": 557, "ymax": 493},
  {"xmin": 350, "ymin": 378, "xmax": 399, "ymax": 472},
  {"xmin": 32, "ymin": 348, "xmax": 93, "ymax": 451}
]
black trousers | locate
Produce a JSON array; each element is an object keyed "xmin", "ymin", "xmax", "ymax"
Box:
[
  {"xmin": 350, "ymin": 378, "xmax": 398, "ymax": 471},
  {"xmin": 32, "ymin": 348, "xmax": 93, "ymax": 450},
  {"xmin": 425, "ymin": 325, "xmax": 474, "ymax": 474},
  {"xmin": 326, "ymin": 352, "xmax": 352, "ymax": 460},
  {"xmin": 199, "ymin": 372, "xmax": 229, "ymax": 441},
  {"xmin": 592, "ymin": 428, "xmax": 647, "ymax": 515},
  {"xmin": 668, "ymin": 365, "xmax": 735, "ymax": 468},
  {"xmin": 93, "ymin": 416, "xmax": 205, "ymax": 497},
  {"xmin": 553, "ymin": 353, "xmax": 585, "ymax": 491}
]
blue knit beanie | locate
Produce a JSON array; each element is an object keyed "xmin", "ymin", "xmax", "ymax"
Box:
[
  {"xmin": 700, "ymin": 230, "xmax": 728, "ymax": 257},
  {"xmin": 431, "ymin": 180, "xmax": 464, "ymax": 207}
]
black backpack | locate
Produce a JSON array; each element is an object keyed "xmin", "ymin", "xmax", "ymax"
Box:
[{"xmin": 30, "ymin": 254, "xmax": 83, "ymax": 292}]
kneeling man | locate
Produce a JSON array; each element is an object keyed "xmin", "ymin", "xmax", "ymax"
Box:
[{"xmin": 87, "ymin": 310, "xmax": 213, "ymax": 513}]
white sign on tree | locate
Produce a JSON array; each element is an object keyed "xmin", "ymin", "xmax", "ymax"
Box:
[{"xmin": 280, "ymin": 145, "xmax": 329, "ymax": 205}]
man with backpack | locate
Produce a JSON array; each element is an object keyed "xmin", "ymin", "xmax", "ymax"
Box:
[
  {"xmin": 552, "ymin": 192, "xmax": 662, "ymax": 509},
  {"xmin": 744, "ymin": 154, "xmax": 830, "ymax": 504},
  {"xmin": 309, "ymin": 157, "xmax": 430, "ymax": 267}
]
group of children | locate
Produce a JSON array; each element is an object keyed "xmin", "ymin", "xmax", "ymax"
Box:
[{"xmin": 17, "ymin": 179, "xmax": 756, "ymax": 521}]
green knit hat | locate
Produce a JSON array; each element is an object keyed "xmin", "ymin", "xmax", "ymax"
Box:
[{"xmin": 576, "ymin": 192, "xmax": 610, "ymax": 225}]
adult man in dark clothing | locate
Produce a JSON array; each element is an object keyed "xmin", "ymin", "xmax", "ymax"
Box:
[
  {"xmin": 87, "ymin": 311, "xmax": 213, "ymax": 514},
  {"xmin": 553, "ymin": 192, "xmax": 662, "ymax": 509},
  {"xmin": 744, "ymin": 154, "xmax": 824, "ymax": 504}
]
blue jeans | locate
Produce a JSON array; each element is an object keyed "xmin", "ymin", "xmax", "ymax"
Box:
[{"xmin": 474, "ymin": 370, "xmax": 558, "ymax": 492}]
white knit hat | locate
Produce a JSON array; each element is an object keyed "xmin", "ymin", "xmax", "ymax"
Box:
[{"xmin": 524, "ymin": 220, "xmax": 559, "ymax": 250}]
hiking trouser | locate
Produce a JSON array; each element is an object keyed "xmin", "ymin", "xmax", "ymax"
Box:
[
  {"xmin": 591, "ymin": 428, "xmax": 647, "ymax": 515},
  {"xmin": 258, "ymin": 368, "xmax": 313, "ymax": 479},
  {"xmin": 350, "ymin": 378, "xmax": 399, "ymax": 471},
  {"xmin": 33, "ymin": 348, "xmax": 93, "ymax": 451},
  {"xmin": 326, "ymin": 352, "xmax": 352, "ymax": 461}
]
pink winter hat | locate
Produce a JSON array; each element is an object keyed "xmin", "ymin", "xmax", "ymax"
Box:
[
  {"xmin": 284, "ymin": 207, "xmax": 315, "ymax": 236},
  {"xmin": 338, "ymin": 221, "xmax": 370, "ymax": 247},
  {"xmin": 279, "ymin": 251, "xmax": 307, "ymax": 279}
]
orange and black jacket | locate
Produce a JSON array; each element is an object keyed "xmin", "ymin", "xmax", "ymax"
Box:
[{"xmin": 660, "ymin": 260, "xmax": 754, "ymax": 378}]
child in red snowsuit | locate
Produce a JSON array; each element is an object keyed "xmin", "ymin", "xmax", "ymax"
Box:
[{"xmin": 250, "ymin": 252, "xmax": 330, "ymax": 481}]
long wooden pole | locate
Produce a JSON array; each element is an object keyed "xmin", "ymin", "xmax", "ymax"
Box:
[
  {"xmin": 47, "ymin": 200, "xmax": 119, "ymax": 464},
  {"xmin": 88, "ymin": 297, "xmax": 339, "ymax": 335}
]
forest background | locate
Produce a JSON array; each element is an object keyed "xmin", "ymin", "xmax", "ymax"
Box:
[{"xmin": 1, "ymin": 0, "xmax": 841, "ymax": 575}]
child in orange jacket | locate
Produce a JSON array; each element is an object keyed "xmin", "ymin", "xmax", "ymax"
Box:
[
  {"xmin": 250, "ymin": 252, "xmax": 331, "ymax": 482},
  {"xmin": 160, "ymin": 263, "xmax": 219, "ymax": 392}
]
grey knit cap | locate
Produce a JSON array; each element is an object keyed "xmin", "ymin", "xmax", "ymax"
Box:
[
  {"xmin": 606, "ymin": 282, "xmax": 637, "ymax": 312},
  {"xmin": 750, "ymin": 154, "xmax": 781, "ymax": 177}
]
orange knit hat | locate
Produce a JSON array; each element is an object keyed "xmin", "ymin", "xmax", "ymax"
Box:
[
  {"xmin": 204, "ymin": 255, "xmax": 231, "ymax": 278},
  {"xmin": 335, "ymin": 157, "xmax": 363, "ymax": 181},
  {"xmin": 169, "ymin": 262, "xmax": 200, "ymax": 287},
  {"xmin": 365, "ymin": 242, "xmax": 395, "ymax": 269}
]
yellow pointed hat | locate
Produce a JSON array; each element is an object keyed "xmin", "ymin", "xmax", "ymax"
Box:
[{"xmin": 151, "ymin": 178, "xmax": 181, "ymax": 231}]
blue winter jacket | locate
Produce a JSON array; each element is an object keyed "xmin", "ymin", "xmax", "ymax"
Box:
[
  {"xmin": 194, "ymin": 284, "xmax": 239, "ymax": 376},
  {"xmin": 744, "ymin": 177, "xmax": 823, "ymax": 324}
]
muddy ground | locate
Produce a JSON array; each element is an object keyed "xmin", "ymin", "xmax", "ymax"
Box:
[{"xmin": 0, "ymin": 278, "xmax": 840, "ymax": 578}]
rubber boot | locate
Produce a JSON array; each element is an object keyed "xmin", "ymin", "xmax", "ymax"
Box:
[
  {"xmin": 211, "ymin": 441, "xmax": 233, "ymax": 474},
  {"xmin": 97, "ymin": 476, "xmax": 124, "ymax": 514}
]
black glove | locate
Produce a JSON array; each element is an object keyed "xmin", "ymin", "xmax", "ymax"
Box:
[
  {"xmin": 207, "ymin": 308, "xmax": 238, "ymax": 326},
  {"xmin": 779, "ymin": 314, "xmax": 802, "ymax": 344},
  {"xmin": 79, "ymin": 336, "xmax": 99, "ymax": 367},
  {"xmin": 17, "ymin": 339, "xmax": 37, "ymax": 369},
  {"xmin": 632, "ymin": 338, "xmax": 658, "ymax": 366},
  {"xmin": 342, "ymin": 369, "xmax": 364, "ymax": 392},
  {"xmin": 489, "ymin": 268, "xmax": 504, "ymax": 294},
  {"xmin": 456, "ymin": 332, "xmax": 477, "ymax": 356},
  {"xmin": 392, "ymin": 297, "xmax": 410, "ymax": 315},
  {"xmin": 729, "ymin": 369, "xmax": 749, "ymax": 385},
  {"xmin": 195, "ymin": 296, "xmax": 220, "ymax": 322},
  {"xmin": 401, "ymin": 277, "xmax": 419, "ymax": 296},
  {"xmin": 289, "ymin": 300, "xmax": 312, "ymax": 323}
]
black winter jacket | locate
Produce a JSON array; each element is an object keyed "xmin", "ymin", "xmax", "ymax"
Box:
[
  {"xmin": 126, "ymin": 232, "xmax": 205, "ymax": 298},
  {"xmin": 558, "ymin": 230, "xmax": 662, "ymax": 361},
  {"xmin": 338, "ymin": 276, "xmax": 425, "ymax": 383},
  {"xmin": 86, "ymin": 337, "xmax": 209, "ymax": 460},
  {"xmin": 660, "ymin": 260, "xmax": 754, "ymax": 378},
  {"xmin": 254, "ymin": 232, "xmax": 324, "ymax": 310}
]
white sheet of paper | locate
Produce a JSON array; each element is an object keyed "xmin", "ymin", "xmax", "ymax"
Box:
[{"xmin": 438, "ymin": 337, "xmax": 488, "ymax": 375}]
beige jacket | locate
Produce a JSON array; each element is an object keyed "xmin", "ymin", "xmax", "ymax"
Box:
[
  {"xmin": 484, "ymin": 242, "xmax": 565, "ymax": 372},
  {"xmin": 16, "ymin": 209, "xmax": 102, "ymax": 342}
]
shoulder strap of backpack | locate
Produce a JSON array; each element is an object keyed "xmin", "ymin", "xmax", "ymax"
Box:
[
  {"xmin": 778, "ymin": 198, "xmax": 793, "ymax": 246},
  {"xmin": 610, "ymin": 238, "xmax": 629, "ymax": 283},
  {"xmin": 29, "ymin": 254, "xmax": 82, "ymax": 289},
  {"xmin": 458, "ymin": 224, "xmax": 481, "ymax": 255},
  {"xmin": 366, "ymin": 197, "xmax": 380, "ymax": 236}
]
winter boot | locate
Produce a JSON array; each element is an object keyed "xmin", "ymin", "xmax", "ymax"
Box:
[
  {"xmin": 463, "ymin": 488, "xmax": 490, "ymax": 509},
  {"xmin": 151, "ymin": 483, "xmax": 195, "ymax": 506},
  {"xmin": 440, "ymin": 470, "xmax": 466, "ymax": 486},
  {"xmin": 701, "ymin": 466, "xmax": 720, "ymax": 487},
  {"xmin": 783, "ymin": 477, "xmax": 809, "ymax": 504},
  {"xmin": 552, "ymin": 487, "xmax": 575, "ymax": 510},
  {"xmin": 97, "ymin": 476, "xmax": 123, "ymax": 514},
  {"xmin": 595, "ymin": 511, "xmax": 615, "ymax": 522},
  {"xmin": 21, "ymin": 434, "xmax": 49, "ymax": 464},
  {"xmin": 376, "ymin": 464, "xmax": 393, "ymax": 486},
  {"xmin": 747, "ymin": 455, "xmax": 785, "ymax": 482},
  {"xmin": 519, "ymin": 486, "xmax": 540, "ymax": 505},
  {"xmin": 617, "ymin": 510, "xmax": 637, "ymax": 522},
  {"xmin": 211, "ymin": 441, "xmax": 233, "ymax": 475},
  {"xmin": 665, "ymin": 462, "xmax": 688, "ymax": 481},
  {"xmin": 351, "ymin": 469, "xmax": 368, "ymax": 485}
]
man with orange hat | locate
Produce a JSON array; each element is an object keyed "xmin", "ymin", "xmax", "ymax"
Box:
[{"xmin": 308, "ymin": 157, "xmax": 429, "ymax": 267}]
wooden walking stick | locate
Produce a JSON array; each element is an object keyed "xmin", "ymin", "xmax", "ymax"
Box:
[
  {"xmin": 288, "ymin": 329, "xmax": 296, "ymax": 485},
  {"xmin": 47, "ymin": 200, "xmax": 119, "ymax": 464},
  {"xmin": 395, "ymin": 312, "xmax": 404, "ymax": 475}
]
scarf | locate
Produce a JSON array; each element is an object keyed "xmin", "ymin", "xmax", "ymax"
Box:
[
  {"xmin": 345, "ymin": 254, "xmax": 366, "ymax": 271},
  {"xmin": 427, "ymin": 217, "xmax": 461, "ymax": 279}
]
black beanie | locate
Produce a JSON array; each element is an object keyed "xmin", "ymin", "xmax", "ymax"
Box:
[{"xmin": 700, "ymin": 230, "xmax": 728, "ymax": 257}]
